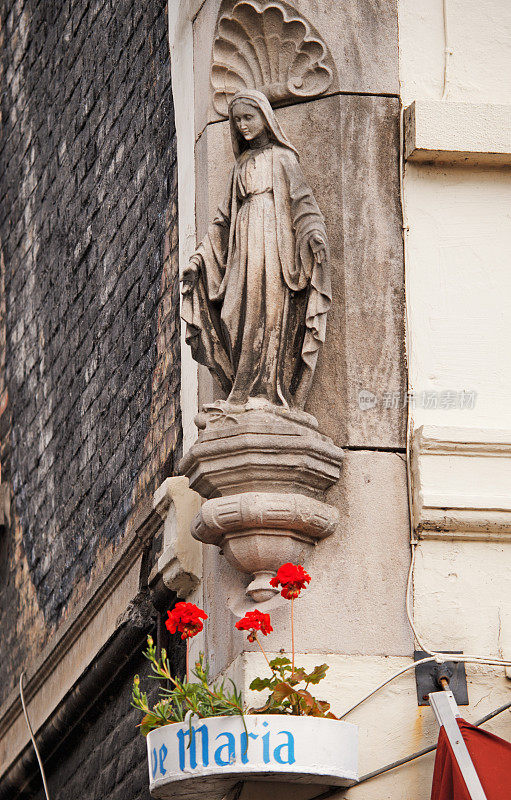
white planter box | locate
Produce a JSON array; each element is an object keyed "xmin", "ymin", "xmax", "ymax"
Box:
[{"xmin": 147, "ymin": 714, "xmax": 358, "ymax": 799}]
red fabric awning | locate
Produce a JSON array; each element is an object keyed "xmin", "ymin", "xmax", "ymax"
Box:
[{"xmin": 431, "ymin": 718, "xmax": 511, "ymax": 799}]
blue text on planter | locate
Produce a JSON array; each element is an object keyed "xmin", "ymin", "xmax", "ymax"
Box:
[{"xmin": 151, "ymin": 722, "xmax": 295, "ymax": 779}]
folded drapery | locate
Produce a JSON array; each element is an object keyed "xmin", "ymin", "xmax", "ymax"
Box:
[{"xmin": 431, "ymin": 718, "xmax": 511, "ymax": 799}]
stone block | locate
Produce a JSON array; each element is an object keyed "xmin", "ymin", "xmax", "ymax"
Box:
[
  {"xmin": 194, "ymin": 94, "xmax": 405, "ymax": 448},
  {"xmin": 180, "ymin": 407, "xmax": 343, "ymax": 601},
  {"xmin": 193, "ymin": 0, "xmax": 399, "ymax": 135},
  {"xmin": 293, "ymin": 448, "xmax": 412, "ymax": 655},
  {"xmin": 152, "ymin": 476, "xmax": 203, "ymax": 598},
  {"xmin": 180, "ymin": 409, "xmax": 343, "ymax": 497},
  {"xmin": 194, "ymin": 491, "xmax": 339, "ymax": 601},
  {"xmin": 203, "ymin": 449, "xmax": 412, "ymax": 680}
]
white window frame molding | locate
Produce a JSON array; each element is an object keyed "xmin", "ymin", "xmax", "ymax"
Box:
[
  {"xmin": 404, "ymin": 101, "xmax": 511, "ymax": 166},
  {"xmin": 411, "ymin": 425, "xmax": 511, "ymax": 540}
]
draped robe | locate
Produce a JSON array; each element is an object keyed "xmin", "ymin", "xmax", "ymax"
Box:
[{"xmin": 182, "ymin": 142, "xmax": 331, "ymax": 408}]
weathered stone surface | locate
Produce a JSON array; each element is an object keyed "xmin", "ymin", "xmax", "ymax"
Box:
[
  {"xmin": 304, "ymin": 94, "xmax": 406, "ymax": 449},
  {"xmin": 202, "ymin": 449, "xmax": 412, "ymax": 680},
  {"xmin": 193, "ymin": 0, "xmax": 399, "ymax": 134},
  {"xmin": 195, "ymin": 94, "xmax": 405, "ymax": 448},
  {"xmin": 210, "ymin": 1, "xmax": 336, "ymax": 116},
  {"xmin": 181, "ymin": 406, "xmax": 342, "ymax": 600},
  {"xmin": 185, "ymin": 90, "xmax": 331, "ymax": 409},
  {"xmin": 195, "ymin": 119, "xmax": 235, "ymax": 240},
  {"xmin": 294, "ymin": 449, "xmax": 412, "ymax": 655},
  {"xmin": 180, "ymin": 407, "xmax": 343, "ymax": 498},
  {"xmin": 194, "ymin": 491, "xmax": 338, "ymax": 546},
  {"xmin": 153, "ymin": 477, "xmax": 203, "ymax": 597},
  {"xmin": 193, "ymin": 490, "xmax": 339, "ymax": 600}
]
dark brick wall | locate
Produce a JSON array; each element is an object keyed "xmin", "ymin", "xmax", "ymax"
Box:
[
  {"xmin": 0, "ymin": 0, "xmax": 181, "ymax": 702},
  {"xmin": 28, "ymin": 636, "xmax": 159, "ymax": 800}
]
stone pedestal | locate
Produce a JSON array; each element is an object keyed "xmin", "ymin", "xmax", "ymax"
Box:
[{"xmin": 179, "ymin": 402, "xmax": 343, "ymax": 601}]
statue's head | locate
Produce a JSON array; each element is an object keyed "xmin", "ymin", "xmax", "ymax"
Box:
[
  {"xmin": 228, "ymin": 89, "xmax": 298, "ymax": 159},
  {"xmin": 230, "ymin": 99, "xmax": 267, "ymax": 143}
]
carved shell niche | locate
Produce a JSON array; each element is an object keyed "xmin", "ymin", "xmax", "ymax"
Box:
[{"xmin": 211, "ymin": 0, "xmax": 335, "ymax": 117}]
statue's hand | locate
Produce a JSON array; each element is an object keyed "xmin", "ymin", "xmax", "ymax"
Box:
[
  {"xmin": 308, "ymin": 232, "xmax": 327, "ymax": 265},
  {"xmin": 181, "ymin": 255, "xmax": 201, "ymax": 294}
]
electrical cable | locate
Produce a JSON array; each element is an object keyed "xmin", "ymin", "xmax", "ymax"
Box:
[
  {"xmin": 338, "ymin": 656, "xmax": 437, "ymax": 720},
  {"xmin": 339, "ymin": 638, "xmax": 511, "ymax": 722},
  {"xmin": 313, "ymin": 699, "xmax": 511, "ymax": 799},
  {"xmin": 441, "ymin": 0, "xmax": 451, "ymax": 100},
  {"xmin": 404, "ymin": 540, "xmax": 511, "ymax": 668},
  {"xmin": 19, "ymin": 672, "xmax": 51, "ymax": 800}
]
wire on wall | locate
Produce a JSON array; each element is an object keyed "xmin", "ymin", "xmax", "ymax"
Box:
[
  {"xmin": 19, "ymin": 672, "xmax": 51, "ymax": 800},
  {"xmin": 317, "ymin": 698, "xmax": 511, "ymax": 798},
  {"xmin": 441, "ymin": 0, "xmax": 452, "ymax": 100}
]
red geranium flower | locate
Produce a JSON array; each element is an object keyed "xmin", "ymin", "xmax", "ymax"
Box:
[
  {"xmin": 165, "ymin": 602, "xmax": 208, "ymax": 640},
  {"xmin": 235, "ymin": 610, "xmax": 273, "ymax": 642},
  {"xmin": 270, "ymin": 563, "xmax": 311, "ymax": 599}
]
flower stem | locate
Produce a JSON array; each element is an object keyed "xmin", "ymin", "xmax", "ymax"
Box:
[
  {"xmin": 254, "ymin": 633, "xmax": 273, "ymax": 671},
  {"xmin": 186, "ymin": 639, "xmax": 190, "ymax": 683},
  {"xmin": 205, "ymin": 687, "xmax": 243, "ymax": 712},
  {"xmin": 291, "ymin": 597, "xmax": 295, "ymax": 674}
]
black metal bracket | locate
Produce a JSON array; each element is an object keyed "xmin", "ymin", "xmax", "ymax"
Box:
[{"xmin": 414, "ymin": 650, "xmax": 469, "ymax": 706}]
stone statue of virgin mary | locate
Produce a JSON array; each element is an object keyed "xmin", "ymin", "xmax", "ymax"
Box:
[{"xmin": 181, "ymin": 89, "xmax": 331, "ymax": 410}]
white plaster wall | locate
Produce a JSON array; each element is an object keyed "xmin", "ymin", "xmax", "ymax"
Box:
[
  {"xmin": 413, "ymin": 540, "xmax": 511, "ymax": 655},
  {"xmin": 167, "ymin": 0, "xmax": 201, "ymax": 452},
  {"xmin": 400, "ymin": 0, "xmax": 511, "ymax": 430},
  {"xmin": 404, "ymin": 163, "xmax": 511, "ymax": 430},
  {"xmin": 399, "ymin": 0, "xmax": 511, "ymax": 106},
  {"xmin": 221, "ymin": 652, "xmax": 511, "ymax": 800},
  {"xmin": 399, "ymin": 4, "xmax": 511, "ymax": 797},
  {"xmin": 399, "ymin": 1, "xmax": 511, "ymax": 469},
  {"xmin": 400, "ymin": 1, "xmax": 511, "ymax": 428}
]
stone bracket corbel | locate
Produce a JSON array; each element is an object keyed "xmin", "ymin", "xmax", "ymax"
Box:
[
  {"xmin": 151, "ymin": 476, "xmax": 203, "ymax": 598},
  {"xmin": 180, "ymin": 410, "xmax": 343, "ymax": 601},
  {"xmin": 193, "ymin": 491, "xmax": 339, "ymax": 601}
]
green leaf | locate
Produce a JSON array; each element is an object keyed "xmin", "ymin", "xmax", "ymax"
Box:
[
  {"xmin": 140, "ymin": 712, "xmax": 163, "ymax": 736},
  {"xmin": 288, "ymin": 669, "xmax": 307, "ymax": 685},
  {"xmin": 269, "ymin": 657, "xmax": 291, "ymax": 672},
  {"xmin": 304, "ymin": 664, "xmax": 329, "ymax": 685},
  {"xmin": 271, "ymin": 682, "xmax": 296, "ymax": 703},
  {"xmin": 295, "ymin": 689, "xmax": 314, "ymax": 710},
  {"xmin": 249, "ymin": 677, "xmax": 274, "ymax": 692},
  {"xmin": 248, "ymin": 702, "xmax": 272, "ymax": 714},
  {"xmin": 132, "ymin": 650, "xmax": 245, "ymax": 736}
]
